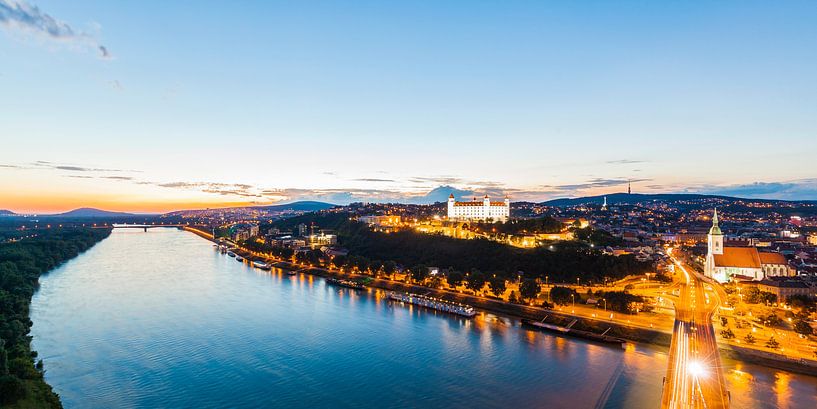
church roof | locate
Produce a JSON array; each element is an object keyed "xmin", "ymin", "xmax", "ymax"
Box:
[
  {"xmin": 759, "ymin": 252, "xmax": 787, "ymax": 265},
  {"xmin": 714, "ymin": 247, "xmax": 761, "ymax": 269}
]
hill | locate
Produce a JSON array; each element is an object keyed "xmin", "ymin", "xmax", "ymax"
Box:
[
  {"xmin": 541, "ymin": 193, "xmax": 817, "ymax": 215},
  {"xmin": 49, "ymin": 208, "xmax": 137, "ymax": 218},
  {"xmin": 542, "ymin": 193, "xmax": 727, "ymax": 207},
  {"xmin": 0, "ymin": 209, "xmax": 16, "ymax": 216},
  {"xmin": 254, "ymin": 201, "xmax": 336, "ymax": 212}
]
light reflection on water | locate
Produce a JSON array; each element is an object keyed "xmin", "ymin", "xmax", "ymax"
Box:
[{"xmin": 30, "ymin": 229, "xmax": 817, "ymax": 408}]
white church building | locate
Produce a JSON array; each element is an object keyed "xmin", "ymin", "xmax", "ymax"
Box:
[
  {"xmin": 704, "ymin": 209, "xmax": 792, "ymax": 282},
  {"xmin": 447, "ymin": 194, "xmax": 510, "ymax": 222}
]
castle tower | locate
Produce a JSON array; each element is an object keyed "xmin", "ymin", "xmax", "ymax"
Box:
[
  {"xmin": 447, "ymin": 194, "xmax": 455, "ymax": 219},
  {"xmin": 705, "ymin": 208, "xmax": 724, "ymax": 280}
]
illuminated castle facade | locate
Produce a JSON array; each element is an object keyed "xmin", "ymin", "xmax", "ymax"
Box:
[{"xmin": 447, "ymin": 194, "xmax": 510, "ymax": 222}]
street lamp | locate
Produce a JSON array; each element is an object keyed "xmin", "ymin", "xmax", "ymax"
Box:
[
  {"xmin": 546, "ymin": 276, "xmax": 550, "ymax": 302},
  {"xmin": 602, "ymin": 298, "xmax": 607, "ymax": 311}
]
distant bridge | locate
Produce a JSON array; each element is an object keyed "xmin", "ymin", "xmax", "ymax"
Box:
[{"xmin": 112, "ymin": 223, "xmax": 187, "ymax": 232}]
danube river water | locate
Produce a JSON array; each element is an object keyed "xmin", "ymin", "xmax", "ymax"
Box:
[{"xmin": 31, "ymin": 228, "xmax": 817, "ymax": 408}]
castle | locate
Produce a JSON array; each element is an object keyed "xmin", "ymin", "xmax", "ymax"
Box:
[{"xmin": 447, "ymin": 194, "xmax": 510, "ymax": 222}]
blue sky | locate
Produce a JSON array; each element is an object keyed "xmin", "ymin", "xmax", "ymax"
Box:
[{"xmin": 1, "ymin": 0, "xmax": 817, "ymax": 212}]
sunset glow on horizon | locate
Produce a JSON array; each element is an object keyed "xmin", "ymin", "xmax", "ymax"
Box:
[{"xmin": 3, "ymin": 1, "xmax": 817, "ymax": 213}]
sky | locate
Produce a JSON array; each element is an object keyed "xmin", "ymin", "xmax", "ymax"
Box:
[{"xmin": 1, "ymin": 0, "xmax": 816, "ymax": 213}]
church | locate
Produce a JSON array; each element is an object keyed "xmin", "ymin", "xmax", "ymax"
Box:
[
  {"xmin": 447, "ymin": 194, "xmax": 510, "ymax": 222},
  {"xmin": 704, "ymin": 209, "xmax": 792, "ymax": 283}
]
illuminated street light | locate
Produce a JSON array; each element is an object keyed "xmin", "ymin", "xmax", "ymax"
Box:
[{"xmin": 687, "ymin": 361, "xmax": 708, "ymax": 378}]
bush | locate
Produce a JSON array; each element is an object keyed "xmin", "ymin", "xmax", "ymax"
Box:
[
  {"xmin": 549, "ymin": 286, "xmax": 575, "ymax": 306},
  {"xmin": 0, "ymin": 375, "xmax": 26, "ymax": 405},
  {"xmin": 793, "ymin": 320, "xmax": 813, "ymax": 336},
  {"xmin": 766, "ymin": 336, "xmax": 780, "ymax": 349},
  {"xmin": 720, "ymin": 328, "xmax": 735, "ymax": 339}
]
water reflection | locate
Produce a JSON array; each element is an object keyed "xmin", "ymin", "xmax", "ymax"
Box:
[{"xmin": 29, "ymin": 228, "xmax": 817, "ymax": 409}]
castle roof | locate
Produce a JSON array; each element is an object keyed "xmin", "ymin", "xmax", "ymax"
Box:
[{"xmin": 453, "ymin": 201, "xmax": 507, "ymax": 207}]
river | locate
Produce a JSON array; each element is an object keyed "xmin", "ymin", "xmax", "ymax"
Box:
[{"xmin": 30, "ymin": 228, "xmax": 817, "ymax": 408}]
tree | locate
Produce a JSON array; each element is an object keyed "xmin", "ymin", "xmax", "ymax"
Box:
[
  {"xmin": 465, "ymin": 270, "xmax": 487, "ymax": 293},
  {"xmin": 382, "ymin": 261, "xmax": 397, "ymax": 277},
  {"xmin": 488, "ymin": 276, "xmax": 507, "ymax": 298},
  {"xmin": 550, "ymin": 286, "xmax": 575, "ymax": 306},
  {"xmin": 599, "ymin": 291, "xmax": 644, "ymax": 314},
  {"xmin": 332, "ymin": 255, "xmax": 346, "ymax": 269},
  {"xmin": 720, "ymin": 328, "xmax": 735, "ymax": 339},
  {"xmin": 793, "ymin": 319, "xmax": 813, "ymax": 336},
  {"xmin": 744, "ymin": 333, "xmax": 756, "ymax": 344},
  {"xmin": 743, "ymin": 287, "xmax": 777, "ymax": 304},
  {"xmin": 446, "ymin": 270, "xmax": 465, "ymax": 288},
  {"xmin": 789, "ymin": 295, "xmax": 817, "ymax": 313},
  {"xmin": 519, "ymin": 279, "xmax": 541, "ymax": 303},
  {"xmin": 508, "ymin": 291, "xmax": 519, "ymax": 304},
  {"xmin": 765, "ymin": 336, "xmax": 780, "ymax": 349},
  {"xmin": 410, "ymin": 265, "xmax": 428, "ymax": 284}
]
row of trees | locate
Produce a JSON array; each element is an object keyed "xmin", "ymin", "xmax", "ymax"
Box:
[{"xmin": 0, "ymin": 227, "xmax": 112, "ymax": 407}]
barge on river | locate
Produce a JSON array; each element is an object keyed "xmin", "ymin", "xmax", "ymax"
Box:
[
  {"xmin": 326, "ymin": 277, "xmax": 366, "ymax": 290},
  {"xmin": 522, "ymin": 318, "xmax": 626, "ymax": 346},
  {"xmin": 388, "ymin": 292, "xmax": 477, "ymax": 318}
]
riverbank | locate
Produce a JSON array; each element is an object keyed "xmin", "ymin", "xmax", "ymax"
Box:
[
  {"xmin": 1, "ymin": 228, "xmax": 112, "ymax": 408},
  {"xmin": 187, "ymin": 228, "xmax": 817, "ymax": 378}
]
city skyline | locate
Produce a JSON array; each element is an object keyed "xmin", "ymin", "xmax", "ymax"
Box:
[{"xmin": 3, "ymin": 0, "xmax": 817, "ymax": 213}]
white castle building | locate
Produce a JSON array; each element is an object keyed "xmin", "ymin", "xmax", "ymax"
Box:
[
  {"xmin": 704, "ymin": 209, "xmax": 792, "ymax": 283},
  {"xmin": 447, "ymin": 194, "xmax": 510, "ymax": 222}
]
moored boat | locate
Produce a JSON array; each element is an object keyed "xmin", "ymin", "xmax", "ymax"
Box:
[
  {"xmin": 252, "ymin": 261, "xmax": 271, "ymax": 270},
  {"xmin": 326, "ymin": 277, "xmax": 365, "ymax": 290},
  {"xmin": 521, "ymin": 319, "xmax": 626, "ymax": 346},
  {"xmin": 387, "ymin": 292, "xmax": 476, "ymax": 318}
]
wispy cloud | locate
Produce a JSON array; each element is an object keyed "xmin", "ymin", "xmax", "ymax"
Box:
[
  {"xmin": 352, "ymin": 178, "xmax": 396, "ymax": 183},
  {"xmin": 544, "ymin": 178, "xmax": 649, "ymax": 193},
  {"xmin": 690, "ymin": 179, "xmax": 817, "ymax": 201},
  {"xmin": 1, "ymin": 161, "xmax": 137, "ymax": 172},
  {"xmin": 0, "ymin": 0, "xmax": 111, "ymax": 59},
  {"xmin": 606, "ymin": 159, "xmax": 646, "ymax": 165}
]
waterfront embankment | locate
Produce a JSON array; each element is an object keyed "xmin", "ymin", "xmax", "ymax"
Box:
[{"xmin": 184, "ymin": 226, "xmax": 817, "ymax": 377}]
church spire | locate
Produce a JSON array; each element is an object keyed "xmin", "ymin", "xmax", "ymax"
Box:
[{"xmin": 709, "ymin": 208, "xmax": 722, "ymax": 236}]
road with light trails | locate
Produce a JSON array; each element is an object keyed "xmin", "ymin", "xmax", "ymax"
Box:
[{"xmin": 660, "ymin": 248, "xmax": 730, "ymax": 409}]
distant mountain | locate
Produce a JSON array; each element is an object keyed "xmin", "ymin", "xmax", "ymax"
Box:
[
  {"xmin": 0, "ymin": 209, "xmax": 16, "ymax": 216},
  {"xmin": 542, "ymin": 193, "xmax": 726, "ymax": 207},
  {"xmin": 541, "ymin": 193, "xmax": 816, "ymax": 210},
  {"xmin": 253, "ymin": 201, "xmax": 336, "ymax": 212},
  {"xmin": 49, "ymin": 208, "xmax": 136, "ymax": 218},
  {"xmin": 163, "ymin": 200, "xmax": 336, "ymax": 216},
  {"xmin": 410, "ymin": 185, "xmax": 477, "ymax": 204}
]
